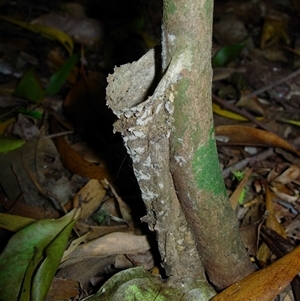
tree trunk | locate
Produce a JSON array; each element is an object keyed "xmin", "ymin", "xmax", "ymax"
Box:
[
  {"xmin": 163, "ymin": 0, "xmax": 255, "ymax": 289},
  {"xmin": 106, "ymin": 0, "xmax": 254, "ymax": 291}
]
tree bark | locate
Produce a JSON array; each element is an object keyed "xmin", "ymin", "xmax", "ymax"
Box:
[
  {"xmin": 163, "ymin": 0, "xmax": 254, "ymax": 289},
  {"xmin": 106, "ymin": 0, "xmax": 254, "ymax": 291},
  {"xmin": 107, "ymin": 48, "xmax": 207, "ymax": 284}
]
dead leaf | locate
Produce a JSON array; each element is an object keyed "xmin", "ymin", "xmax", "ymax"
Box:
[
  {"xmin": 71, "ymin": 141, "xmax": 104, "ymax": 163},
  {"xmin": 212, "ymin": 246, "xmax": 300, "ymax": 301},
  {"xmin": 215, "ymin": 125, "xmax": 300, "ymax": 156},
  {"xmin": 61, "ymin": 232, "xmax": 91, "ymax": 262},
  {"xmin": 31, "ymin": 13, "xmax": 103, "ymax": 46},
  {"xmin": 235, "ymin": 92, "xmax": 266, "ymax": 117},
  {"xmin": 56, "ymin": 256, "xmax": 116, "ymax": 289},
  {"xmin": 46, "ymin": 277, "xmax": 79, "ymax": 301},
  {"xmin": 12, "ymin": 114, "xmax": 39, "ymax": 139},
  {"xmin": 271, "ymin": 165, "xmax": 300, "ymax": 185},
  {"xmin": 64, "ymin": 75, "xmax": 112, "ymax": 134},
  {"xmin": 257, "ymin": 180, "xmax": 287, "ymax": 265},
  {"xmin": 270, "ymin": 188, "xmax": 299, "ymax": 203},
  {"xmin": 50, "ymin": 116, "xmax": 111, "ymax": 181},
  {"xmin": 261, "ymin": 16, "xmax": 290, "ymax": 49},
  {"xmin": 104, "ymin": 179, "xmax": 136, "ymax": 231},
  {"xmin": 239, "ymin": 223, "xmax": 258, "ymax": 256},
  {"xmin": 75, "ymin": 222, "xmax": 129, "ymax": 241},
  {"xmin": 0, "ymin": 15, "xmax": 73, "ymax": 55},
  {"xmin": 73, "ymin": 179, "xmax": 106, "ymax": 219},
  {"xmin": 0, "ymin": 117, "xmax": 16, "ymax": 135},
  {"xmin": 260, "ymin": 226, "xmax": 300, "ymax": 301},
  {"xmin": 117, "ymin": 250, "xmax": 155, "ymax": 271},
  {"xmin": 60, "ymin": 232, "xmax": 150, "ymax": 268},
  {"xmin": 264, "ymin": 181, "xmax": 287, "ymax": 237},
  {"xmin": 285, "ymin": 218, "xmax": 300, "ymax": 240},
  {"xmin": 270, "ymin": 165, "xmax": 300, "ymax": 203}
]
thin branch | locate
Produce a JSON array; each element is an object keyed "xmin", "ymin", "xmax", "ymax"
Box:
[
  {"xmin": 244, "ymin": 68, "xmax": 300, "ymax": 99},
  {"xmin": 39, "ymin": 131, "xmax": 74, "ymax": 140},
  {"xmin": 212, "ymin": 94, "xmax": 278, "ymax": 135},
  {"xmin": 222, "ymin": 148, "xmax": 274, "ymax": 178}
]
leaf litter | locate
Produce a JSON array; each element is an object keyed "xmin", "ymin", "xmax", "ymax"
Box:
[{"xmin": 0, "ymin": 0, "xmax": 300, "ymax": 300}]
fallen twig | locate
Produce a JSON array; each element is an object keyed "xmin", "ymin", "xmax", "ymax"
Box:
[
  {"xmin": 244, "ymin": 68, "xmax": 300, "ymax": 99},
  {"xmin": 222, "ymin": 148, "xmax": 274, "ymax": 178},
  {"xmin": 212, "ymin": 94, "xmax": 277, "ymax": 135}
]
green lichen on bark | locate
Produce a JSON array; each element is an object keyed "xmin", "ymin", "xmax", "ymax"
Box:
[
  {"xmin": 164, "ymin": 0, "xmax": 254, "ymax": 288},
  {"xmin": 164, "ymin": 0, "xmax": 177, "ymax": 16},
  {"xmin": 192, "ymin": 128, "xmax": 226, "ymax": 196}
]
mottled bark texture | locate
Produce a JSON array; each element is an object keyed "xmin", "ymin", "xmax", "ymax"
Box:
[
  {"xmin": 163, "ymin": 0, "xmax": 254, "ymax": 289},
  {"xmin": 107, "ymin": 48, "xmax": 207, "ymax": 283},
  {"xmin": 106, "ymin": 0, "xmax": 254, "ymax": 290}
]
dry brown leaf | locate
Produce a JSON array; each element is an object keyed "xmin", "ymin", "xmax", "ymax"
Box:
[
  {"xmin": 46, "ymin": 278, "xmax": 79, "ymax": 301},
  {"xmin": 270, "ymin": 165, "xmax": 300, "ymax": 203},
  {"xmin": 256, "ymin": 242, "xmax": 272, "ymax": 267},
  {"xmin": 235, "ymin": 92, "xmax": 266, "ymax": 117},
  {"xmin": 71, "ymin": 141, "xmax": 103, "ymax": 163},
  {"xmin": 57, "ymin": 256, "xmax": 116, "ymax": 288},
  {"xmin": 271, "ymin": 165, "xmax": 300, "ymax": 185},
  {"xmin": 114, "ymin": 255, "xmax": 136, "ymax": 269},
  {"xmin": 75, "ymin": 222, "xmax": 130, "ymax": 241},
  {"xmin": 261, "ymin": 17, "xmax": 290, "ymax": 49},
  {"xmin": 257, "ymin": 181, "xmax": 287, "ymax": 264},
  {"xmin": 60, "ymin": 232, "xmax": 150, "ymax": 268},
  {"xmin": 73, "ymin": 179, "xmax": 106, "ymax": 219},
  {"xmin": 64, "ymin": 75, "xmax": 110, "ymax": 133},
  {"xmin": 104, "ymin": 179, "xmax": 136, "ymax": 231},
  {"xmin": 239, "ymin": 223, "xmax": 258, "ymax": 256},
  {"xmin": 271, "ymin": 187, "xmax": 299, "ymax": 203},
  {"xmin": 61, "ymin": 232, "xmax": 91, "ymax": 262},
  {"xmin": 12, "ymin": 114, "xmax": 39, "ymax": 139},
  {"xmin": 0, "ymin": 196, "xmax": 63, "ymax": 219},
  {"xmin": 212, "ymin": 246, "xmax": 300, "ymax": 301},
  {"xmin": 215, "ymin": 125, "xmax": 300, "ymax": 156},
  {"xmin": 285, "ymin": 218, "xmax": 300, "ymax": 239},
  {"xmin": 264, "ymin": 181, "xmax": 286, "ymax": 237},
  {"xmin": 50, "ymin": 117, "xmax": 111, "ymax": 181},
  {"xmin": 32, "ymin": 13, "xmax": 103, "ymax": 46}
]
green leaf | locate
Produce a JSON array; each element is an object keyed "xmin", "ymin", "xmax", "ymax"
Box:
[
  {"xmin": 278, "ymin": 118, "xmax": 300, "ymax": 127},
  {"xmin": 46, "ymin": 54, "xmax": 79, "ymax": 96},
  {"xmin": 238, "ymin": 187, "xmax": 247, "ymax": 205},
  {"xmin": 0, "ymin": 209, "xmax": 80, "ymax": 301},
  {"xmin": 18, "ymin": 109, "xmax": 43, "ymax": 120},
  {"xmin": 14, "ymin": 68, "xmax": 44, "ymax": 103},
  {"xmin": 0, "ymin": 137, "xmax": 25, "ymax": 153},
  {"xmin": 232, "ymin": 170, "xmax": 245, "ymax": 181},
  {"xmin": 31, "ymin": 218, "xmax": 77, "ymax": 301},
  {"xmin": 0, "ymin": 213, "xmax": 36, "ymax": 232},
  {"xmin": 84, "ymin": 267, "xmax": 216, "ymax": 301},
  {"xmin": 19, "ymin": 247, "xmax": 40, "ymax": 301},
  {"xmin": 212, "ymin": 42, "xmax": 246, "ymax": 68}
]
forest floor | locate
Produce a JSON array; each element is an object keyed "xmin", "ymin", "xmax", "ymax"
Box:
[{"xmin": 0, "ymin": 0, "xmax": 299, "ymax": 300}]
